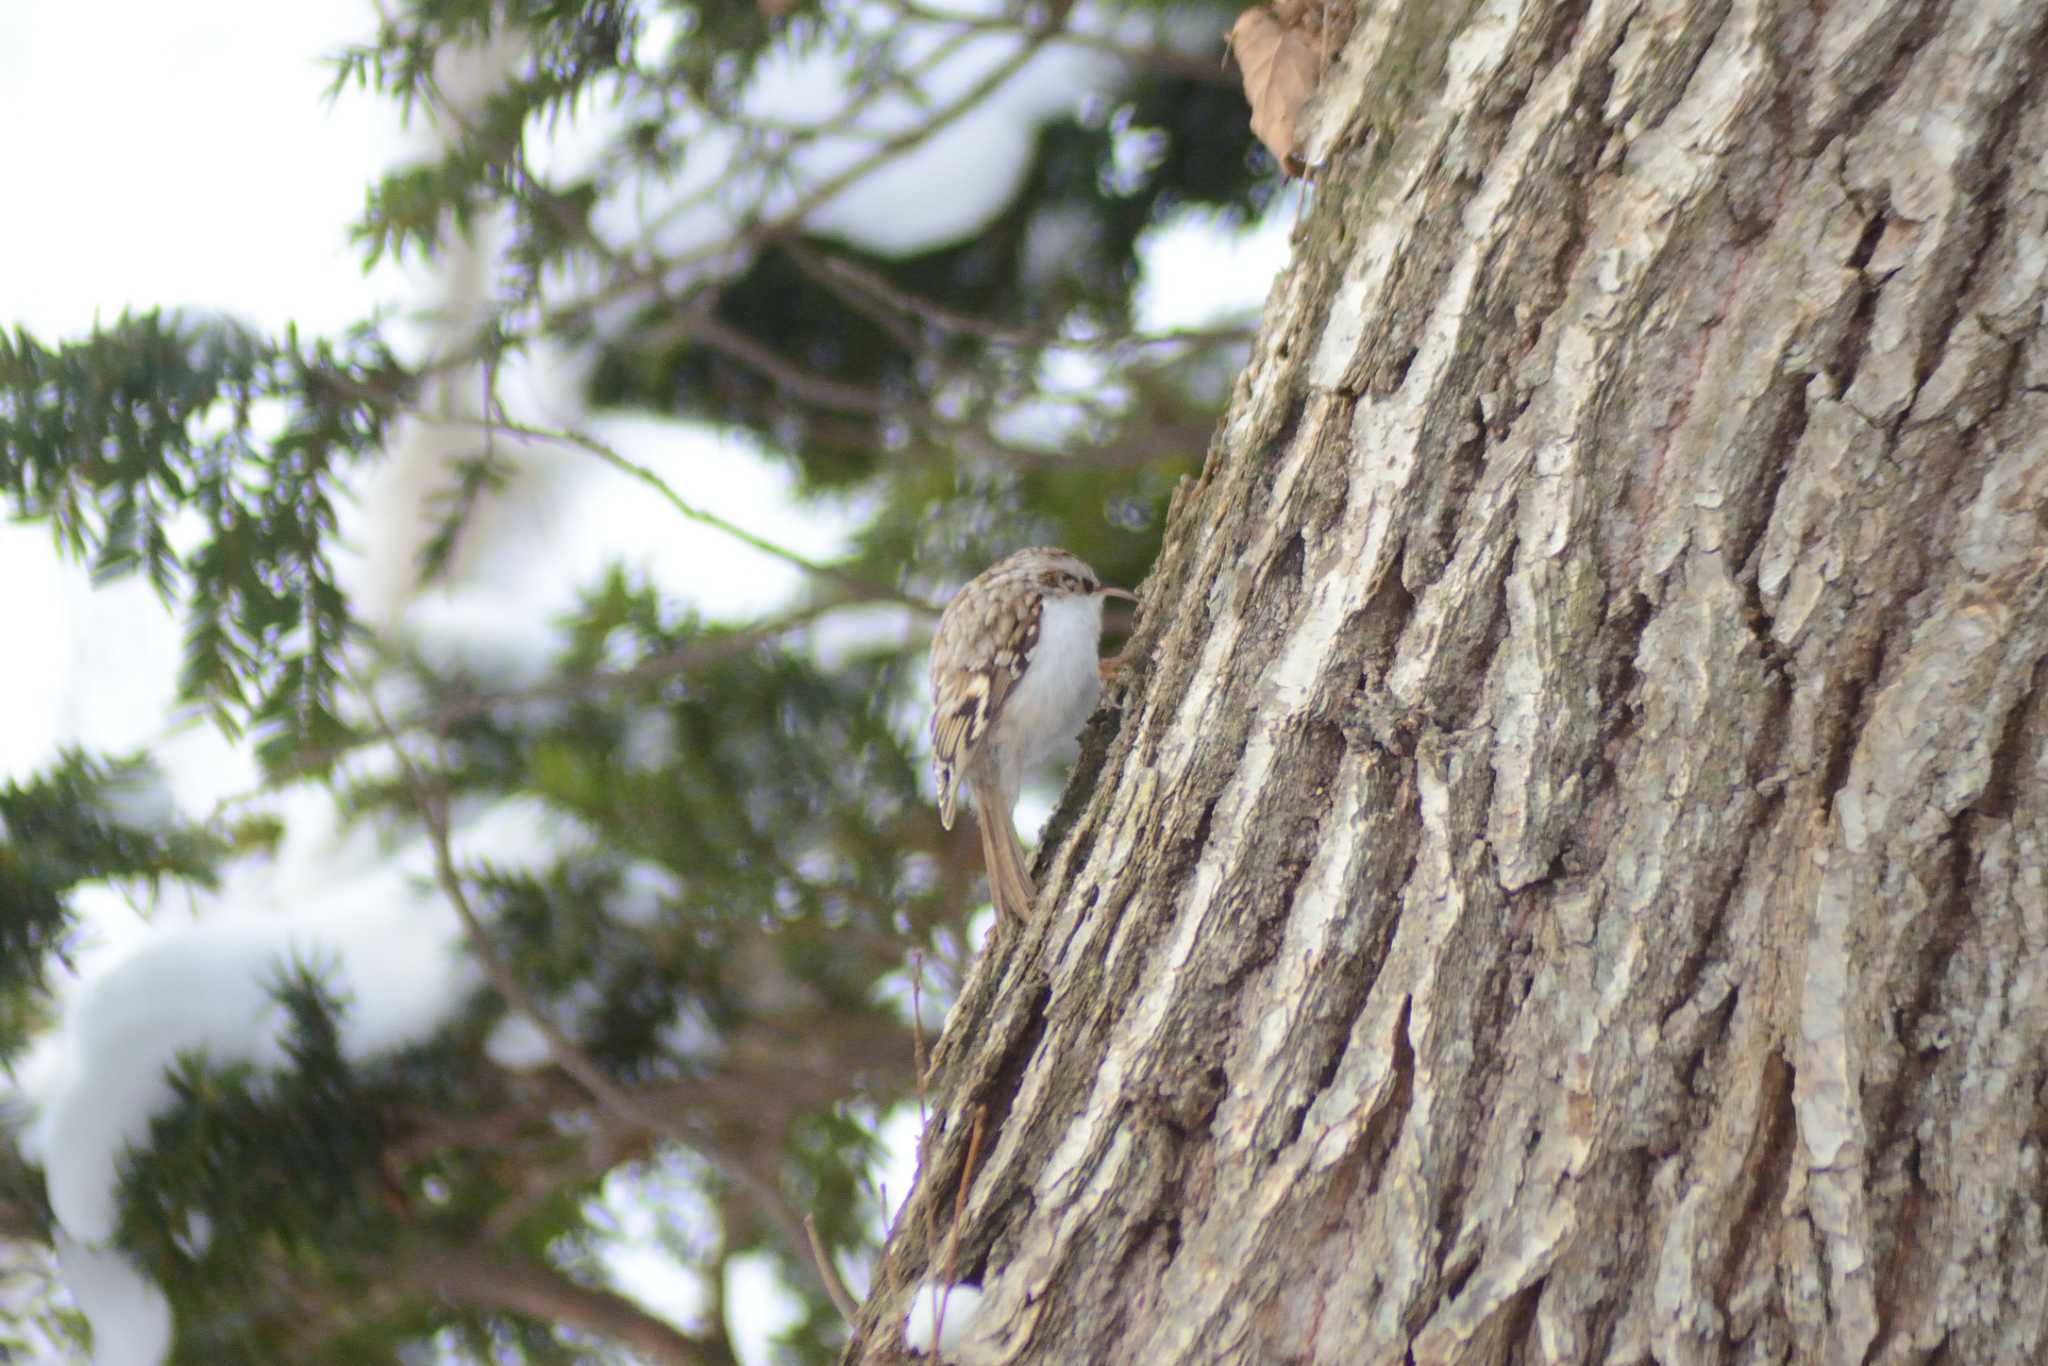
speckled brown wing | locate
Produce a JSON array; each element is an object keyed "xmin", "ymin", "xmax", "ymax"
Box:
[{"xmin": 928, "ymin": 568, "xmax": 1045, "ymax": 829}]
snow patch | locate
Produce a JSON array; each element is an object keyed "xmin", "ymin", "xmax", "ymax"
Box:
[
  {"xmin": 485, "ymin": 1012, "xmax": 554, "ymax": 1071},
  {"xmin": 97, "ymin": 763, "xmax": 181, "ymax": 835},
  {"xmin": 31, "ymin": 887, "xmax": 470, "ymax": 1243},
  {"xmin": 904, "ymin": 1280, "xmax": 984, "ymax": 1357},
  {"xmin": 725, "ymin": 1251, "xmax": 806, "ymax": 1363},
  {"xmin": 54, "ymin": 1234, "xmax": 170, "ymax": 1366},
  {"xmin": 175, "ymin": 1211, "xmax": 214, "ymax": 1260},
  {"xmin": 617, "ymin": 709, "xmax": 677, "ymax": 774},
  {"xmin": 611, "ymin": 859, "xmax": 679, "ymax": 928},
  {"xmin": 8, "ymin": 792, "xmax": 574, "ymax": 1365},
  {"xmin": 657, "ymin": 1000, "xmax": 724, "ymax": 1066}
]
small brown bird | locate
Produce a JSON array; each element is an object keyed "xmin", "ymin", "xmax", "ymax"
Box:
[{"xmin": 927, "ymin": 548, "xmax": 1135, "ymax": 920}]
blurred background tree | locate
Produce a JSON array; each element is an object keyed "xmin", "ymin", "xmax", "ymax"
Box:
[{"xmin": 0, "ymin": 0, "xmax": 1287, "ymax": 1360}]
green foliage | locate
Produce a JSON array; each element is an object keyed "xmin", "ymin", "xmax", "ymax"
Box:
[
  {"xmin": 120, "ymin": 967, "xmax": 396, "ymax": 1364},
  {"xmin": 337, "ymin": 0, "xmax": 768, "ymax": 278},
  {"xmin": 0, "ymin": 315, "xmax": 410, "ymax": 768},
  {"xmin": 586, "ymin": 62, "xmax": 1266, "ymax": 492},
  {"xmin": 119, "ymin": 962, "xmax": 646, "ymax": 1364},
  {"xmin": 353, "ymin": 566, "xmax": 936, "ymax": 1068},
  {"xmin": 0, "ymin": 751, "xmax": 225, "ymax": 1056},
  {"xmin": 0, "ymin": 1236, "xmax": 81, "ymax": 1363}
]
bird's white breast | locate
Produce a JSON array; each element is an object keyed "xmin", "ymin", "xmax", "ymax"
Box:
[{"xmin": 999, "ymin": 591, "xmax": 1105, "ymax": 772}]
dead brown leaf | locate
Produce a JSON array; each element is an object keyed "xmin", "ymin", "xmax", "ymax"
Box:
[{"xmin": 1228, "ymin": 5, "xmax": 1324, "ymax": 176}]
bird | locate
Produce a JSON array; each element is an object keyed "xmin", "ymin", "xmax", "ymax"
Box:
[{"xmin": 927, "ymin": 547, "xmax": 1136, "ymax": 920}]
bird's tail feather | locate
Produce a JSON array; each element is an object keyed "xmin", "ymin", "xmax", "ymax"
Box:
[{"xmin": 975, "ymin": 802, "xmax": 1036, "ymax": 921}]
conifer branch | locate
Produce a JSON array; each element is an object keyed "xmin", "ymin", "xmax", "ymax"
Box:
[{"xmin": 356, "ymin": 669, "xmax": 834, "ymax": 1303}]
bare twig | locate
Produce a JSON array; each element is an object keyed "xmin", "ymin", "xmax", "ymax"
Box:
[
  {"xmin": 259, "ymin": 599, "xmax": 842, "ymax": 789},
  {"xmin": 785, "ymin": 243, "xmax": 1043, "ymax": 347},
  {"xmin": 358, "ymin": 674, "xmax": 618, "ymax": 1109},
  {"xmin": 353, "ymin": 666, "xmax": 831, "ymax": 1295},
  {"xmin": 892, "ymin": 0, "xmax": 1237, "ymax": 85},
  {"xmin": 933, "ymin": 1103, "xmax": 989, "ymax": 1353},
  {"xmin": 794, "ymin": 243, "xmax": 1256, "ymax": 356},
  {"xmin": 703, "ymin": 1215, "xmax": 735, "ymax": 1362},
  {"xmin": 434, "ymin": 413, "xmax": 933, "ymax": 613},
  {"xmin": 910, "ymin": 950, "xmax": 931, "ymax": 1092},
  {"xmin": 910, "ymin": 949, "xmax": 934, "ymax": 1187},
  {"xmin": 634, "ymin": 305, "xmax": 896, "ymax": 416},
  {"xmin": 780, "ymin": 242, "xmax": 925, "ymax": 353},
  {"xmin": 410, "ymin": 1240, "xmax": 711, "ymax": 1366},
  {"xmin": 805, "ymin": 1213, "xmax": 863, "ymax": 1328},
  {"xmin": 620, "ymin": 3, "xmax": 1077, "ymax": 313},
  {"xmin": 634, "ymin": 11, "xmax": 997, "ymax": 242}
]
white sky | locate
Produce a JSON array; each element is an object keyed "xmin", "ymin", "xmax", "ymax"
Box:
[
  {"xmin": 0, "ymin": 1, "xmax": 407, "ymax": 339},
  {"xmin": 0, "ymin": 1, "xmax": 1293, "ymax": 1361},
  {"xmin": 0, "ymin": 0, "xmax": 403, "ymax": 789}
]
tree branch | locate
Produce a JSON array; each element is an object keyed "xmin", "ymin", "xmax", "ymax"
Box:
[
  {"xmin": 892, "ymin": 0, "xmax": 1238, "ymax": 86},
  {"xmin": 433, "ymin": 414, "xmax": 933, "ymax": 613},
  {"xmin": 806, "ymin": 1213, "xmax": 862, "ymax": 1327},
  {"xmin": 410, "ymin": 1240, "xmax": 716, "ymax": 1366},
  {"xmin": 354, "ymin": 676, "xmax": 841, "ymax": 1300},
  {"xmin": 263, "ymin": 596, "xmax": 845, "ymax": 785},
  {"xmin": 599, "ymin": 1, "xmax": 1077, "ymax": 315},
  {"xmin": 635, "ymin": 304, "xmax": 897, "ymax": 416},
  {"xmin": 787, "ymin": 228, "xmax": 1257, "ymax": 356}
]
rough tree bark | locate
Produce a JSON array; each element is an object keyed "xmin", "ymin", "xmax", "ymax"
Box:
[{"xmin": 854, "ymin": 0, "xmax": 2048, "ymax": 1361}]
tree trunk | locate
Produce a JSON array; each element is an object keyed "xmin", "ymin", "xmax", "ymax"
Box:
[{"xmin": 856, "ymin": 0, "xmax": 2048, "ymax": 1362}]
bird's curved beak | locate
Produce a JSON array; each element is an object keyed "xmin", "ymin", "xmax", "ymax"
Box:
[{"xmin": 1100, "ymin": 586, "xmax": 1138, "ymax": 602}]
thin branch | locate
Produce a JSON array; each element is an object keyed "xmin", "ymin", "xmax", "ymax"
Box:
[
  {"xmin": 793, "ymin": 243, "xmax": 1257, "ymax": 356},
  {"xmin": 435, "ymin": 414, "xmax": 933, "ymax": 612},
  {"xmin": 933, "ymin": 1103, "xmax": 988, "ymax": 1353},
  {"xmin": 893, "ymin": 0, "xmax": 1238, "ymax": 85},
  {"xmin": 805, "ymin": 1213, "xmax": 862, "ymax": 1328},
  {"xmin": 780, "ymin": 242, "xmax": 925, "ymax": 353},
  {"xmin": 787, "ymin": 239, "xmax": 961, "ymax": 335},
  {"xmin": 281, "ymin": 597, "xmax": 842, "ymax": 784},
  {"xmin": 634, "ymin": 305, "xmax": 896, "ymax": 416},
  {"xmin": 637, "ymin": 10, "xmax": 997, "ymax": 229},
  {"xmin": 359, "ymin": 674, "xmax": 640, "ymax": 1116},
  {"xmin": 703, "ymin": 1216, "xmax": 735, "ymax": 1363},
  {"xmin": 353, "ymin": 667, "xmax": 831, "ymax": 1296},
  {"xmin": 602, "ymin": 1, "xmax": 1077, "ymax": 316},
  {"xmin": 410, "ymin": 1240, "xmax": 711, "ymax": 1366}
]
